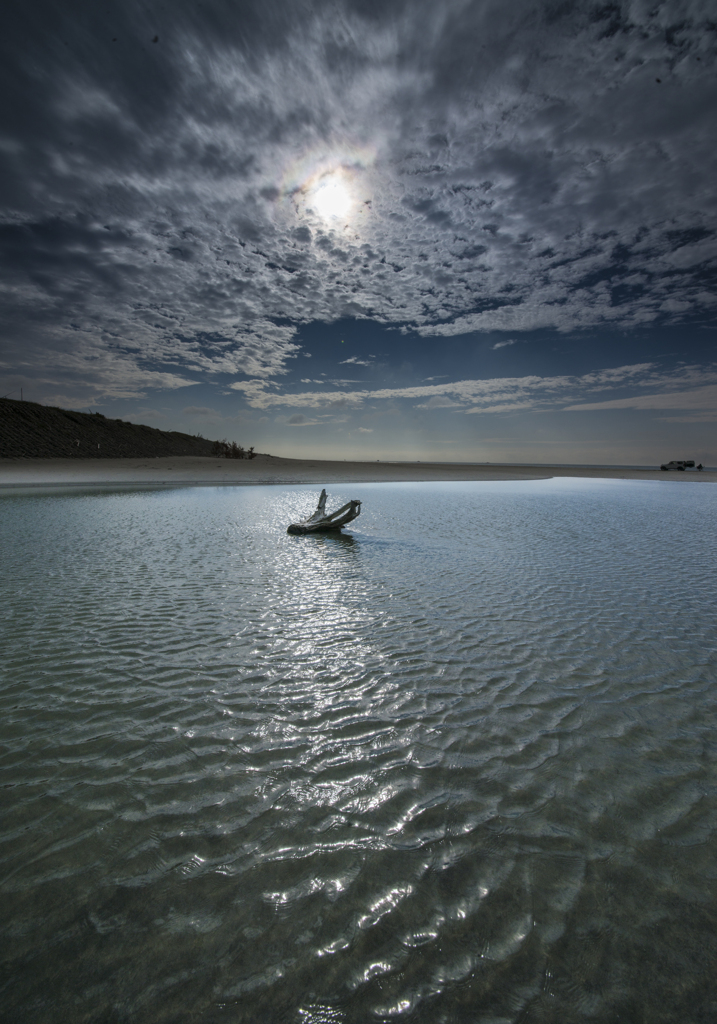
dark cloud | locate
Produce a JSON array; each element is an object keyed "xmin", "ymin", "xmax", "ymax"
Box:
[{"xmin": 1, "ymin": 0, "xmax": 716, "ymax": 400}]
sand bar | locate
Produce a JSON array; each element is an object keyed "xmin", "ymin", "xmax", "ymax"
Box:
[{"xmin": 1, "ymin": 454, "xmax": 715, "ymax": 490}]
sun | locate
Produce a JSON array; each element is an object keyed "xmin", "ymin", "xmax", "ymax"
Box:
[
  {"xmin": 280, "ymin": 147, "xmax": 376, "ymax": 228},
  {"xmin": 312, "ymin": 174, "xmax": 352, "ymax": 220}
]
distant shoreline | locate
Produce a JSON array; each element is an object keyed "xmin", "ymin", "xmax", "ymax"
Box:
[{"xmin": 1, "ymin": 454, "xmax": 715, "ymax": 490}]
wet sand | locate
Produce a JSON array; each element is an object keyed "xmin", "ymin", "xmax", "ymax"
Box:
[{"xmin": 1, "ymin": 454, "xmax": 715, "ymax": 489}]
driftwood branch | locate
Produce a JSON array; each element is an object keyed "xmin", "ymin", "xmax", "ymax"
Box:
[{"xmin": 287, "ymin": 489, "xmax": 361, "ymax": 534}]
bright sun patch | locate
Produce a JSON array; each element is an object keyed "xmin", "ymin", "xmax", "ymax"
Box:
[
  {"xmin": 279, "ymin": 146, "xmax": 375, "ymax": 229},
  {"xmin": 312, "ymin": 174, "xmax": 352, "ymax": 220}
]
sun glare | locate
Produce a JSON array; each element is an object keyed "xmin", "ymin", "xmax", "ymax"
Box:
[{"xmin": 312, "ymin": 175, "xmax": 352, "ymax": 220}]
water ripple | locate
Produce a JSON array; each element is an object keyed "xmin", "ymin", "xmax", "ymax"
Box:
[{"xmin": 1, "ymin": 479, "xmax": 716, "ymax": 1022}]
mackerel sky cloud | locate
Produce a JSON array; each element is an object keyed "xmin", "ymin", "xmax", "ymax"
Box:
[{"xmin": 1, "ymin": 0, "xmax": 716, "ymax": 461}]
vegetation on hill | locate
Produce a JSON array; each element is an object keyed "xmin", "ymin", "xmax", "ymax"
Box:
[
  {"xmin": 211, "ymin": 440, "xmax": 256, "ymax": 459},
  {"xmin": 0, "ymin": 397, "xmax": 247, "ymax": 459}
]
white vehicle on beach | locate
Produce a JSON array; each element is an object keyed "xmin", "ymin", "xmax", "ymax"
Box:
[{"xmin": 660, "ymin": 460, "xmax": 695, "ymax": 471}]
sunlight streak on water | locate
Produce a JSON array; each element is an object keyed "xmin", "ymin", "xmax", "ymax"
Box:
[{"xmin": 1, "ymin": 479, "xmax": 716, "ymax": 1023}]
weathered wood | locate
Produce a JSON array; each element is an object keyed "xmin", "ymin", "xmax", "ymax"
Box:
[{"xmin": 287, "ymin": 488, "xmax": 362, "ymax": 534}]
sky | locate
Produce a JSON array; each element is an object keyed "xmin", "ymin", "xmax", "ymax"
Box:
[{"xmin": 1, "ymin": 0, "xmax": 716, "ymax": 464}]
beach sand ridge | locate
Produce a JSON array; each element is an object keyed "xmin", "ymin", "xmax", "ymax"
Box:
[{"xmin": 1, "ymin": 454, "xmax": 715, "ymax": 489}]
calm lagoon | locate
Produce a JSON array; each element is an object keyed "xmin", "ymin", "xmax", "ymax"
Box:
[{"xmin": 1, "ymin": 479, "xmax": 716, "ymax": 1023}]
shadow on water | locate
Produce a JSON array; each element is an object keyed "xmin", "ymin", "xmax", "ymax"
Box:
[{"xmin": 287, "ymin": 529, "xmax": 359, "ymax": 549}]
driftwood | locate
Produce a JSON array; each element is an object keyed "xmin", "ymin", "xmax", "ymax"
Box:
[{"xmin": 287, "ymin": 489, "xmax": 361, "ymax": 534}]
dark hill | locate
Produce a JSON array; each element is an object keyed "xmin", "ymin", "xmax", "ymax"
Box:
[{"xmin": 0, "ymin": 397, "xmax": 219, "ymax": 459}]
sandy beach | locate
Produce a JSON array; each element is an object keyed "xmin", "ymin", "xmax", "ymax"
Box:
[{"xmin": 1, "ymin": 454, "xmax": 715, "ymax": 489}]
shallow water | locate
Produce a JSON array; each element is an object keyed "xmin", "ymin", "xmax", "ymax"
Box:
[{"xmin": 1, "ymin": 478, "xmax": 716, "ymax": 1023}]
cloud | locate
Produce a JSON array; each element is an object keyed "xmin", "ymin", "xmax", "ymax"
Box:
[
  {"xmin": 416, "ymin": 395, "xmax": 462, "ymax": 409},
  {"xmin": 564, "ymin": 384, "xmax": 717, "ymax": 412},
  {"xmin": 230, "ymin": 378, "xmax": 280, "ymax": 403},
  {"xmin": 660, "ymin": 412, "xmax": 717, "ymax": 422},
  {"xmin": 0, "ymin": 321, "xmax": 201, "ymax": 403},
  {"xmin": 124, "ymin": 408, "xmax": 165, "ymax": 421},
  {"xmin": 492, "ymin": 339, "xmax": 517, "ymax": 350},
  {"xmin": 357, "ymin": 426, "xmax": 373, "ymax": 432},
  {"xmin": 229, "ymin": 362, "xmax": 717, "ymax": 417},
  {"xmin": 0, "ymin": 0, "xmax": 715, "ymax": 399},
  {"xmin": 287, "ymin": 413, "xmax": 322, "ymax": 426},
  {"xmin": 464, "ymin": 401, "xmax": 535, "ymax": 414},
  {"xmin": 339, "ymin": 356, "xmax": 374, "ymax": 366},
  {"xmin": 182, "ymin": 405, "xmax": 217, "ymax": 416}
]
